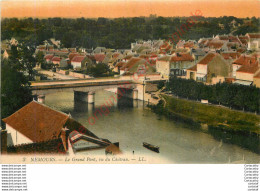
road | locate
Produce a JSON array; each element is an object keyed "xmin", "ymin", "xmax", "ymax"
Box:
[{"xmin": 37, "ymin": 69, "xmax": 78, "ymax": 80}]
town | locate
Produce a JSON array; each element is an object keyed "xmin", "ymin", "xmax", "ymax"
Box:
[{"xmin": 1, "ymin": 16, "xmax": 260, "ymax": 163}]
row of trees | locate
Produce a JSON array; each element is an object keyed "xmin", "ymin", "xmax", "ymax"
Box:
[
  {"xmin": 2, "ymin": 16, "xmax": 259, "ymax": 49},
  {"xmin": 166, "ymin": 77, "xmax": 260, "ymax": 113}
]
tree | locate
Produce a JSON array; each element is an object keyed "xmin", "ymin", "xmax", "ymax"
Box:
[
  {"xmin": 1, "ymin": 60, "xmax": 33, "ymax": 122},
  {"xmin": 86, "ymin": 63, "xmax": 111, "ymax": 77}
]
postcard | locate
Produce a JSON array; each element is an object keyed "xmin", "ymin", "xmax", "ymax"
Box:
[{"xmin": 0, "ymin": 0, "xmax": 259, "ymax": 167}]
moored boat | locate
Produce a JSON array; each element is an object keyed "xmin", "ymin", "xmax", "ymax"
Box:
[{"xmin": 143, "ymin": 142, "xmax": 159, "ymax": 153}]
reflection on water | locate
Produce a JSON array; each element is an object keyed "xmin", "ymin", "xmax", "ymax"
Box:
[{"xmin": 45, "ymin": 90, "xmax": 260, "ymax": 163}]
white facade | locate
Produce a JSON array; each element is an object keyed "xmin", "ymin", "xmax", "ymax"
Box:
[
  {"xmin": 71, "ymin": 61, "xmax": 82, "ymax": 69},
  {"xmin": 248, "ymin": 39, "xmax": 260, "ymax": 51},
  {"xmin": 156, "ymin": 60, "xmax": 170, "ymax": 78},
  {"xmin": 6, "ymin": 124, "xmax": 33, "ymax": 146}
]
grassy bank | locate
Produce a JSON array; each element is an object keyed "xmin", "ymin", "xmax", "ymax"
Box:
[{"xmin": 151, "ymin": 94, "xmax": 260, "ymax": 135}]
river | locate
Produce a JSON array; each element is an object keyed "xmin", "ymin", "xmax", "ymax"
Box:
[{"xmin": 45, "ymin": 90, "xmax": 259, "ymax": 163}]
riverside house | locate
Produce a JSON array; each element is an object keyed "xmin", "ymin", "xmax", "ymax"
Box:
[
  {"xmin": 71, "ymin": 56, "xmax": 87, "ymax": 69},
  {"xmin": 1, "ymin": 101, "xmax": 117, "ymax": 154},
  {"xmin": 186, "ymin": 52, "xmax": 232, "ymax": 84},
  {"xmin": 156, "ymin": 53, "xmax": 194, "ymax": 78}
]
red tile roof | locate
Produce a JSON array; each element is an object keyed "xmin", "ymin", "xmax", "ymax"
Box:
[
  {"xmin": 208, "ymin": 41, "xmax": 224, "ymax": 49},
  {"xmin": 2, "ymin": 101, "xmax": 69, "ymax": 142},
  {"xmin": 94, "ymin": 54, "xmax": 106, "ymax": 62},
  {"xmin": 71, "ymin": 56, "xmax": 86, "ymax": 63},
  {"xmin": 236, "ymin": 64, "xmax": 259, "ymax": 74},
  {"xmin": 115, "ymin": 61, "xmax": 126, "ymax": 68},
  {"xmin": 233, "ymin": 55, "xmax": 258, "ymax": 66},
  {"xmin": 184, "ymin": 42, "xmax": 195, "ymax": 48},
  {"xmin": 51, "ymin": 56, "xmax": 61, "ymax": 62},
  {"xmin": 44, "ymin": 54, "xmax": 54, "ymax": 60},
  {"xmin": 187, "ymin": 64, "xmax": 197, "ymax": 71},
  {"xmin": 221, "ymin": 52, "xmax": 241, "ymax": 60},
  {"xmin": 69, "ymin": 53, "xmax": 80, "ymax": 61},
  {"xmin": 157, "ymin": 55, "xmax": 171, "ymax": 62},
  {"xmin": 121, "ymin": 57, "xmax": 142, "ymax": 70},
  {"xmin": 198, "ymin": 53, "xmax": 217, "ymax": 65},
  {"xmin": 171, "ymin": 53, "xmax": 194, "ymax": 62}
]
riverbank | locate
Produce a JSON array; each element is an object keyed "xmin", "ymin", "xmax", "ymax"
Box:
[{"xmin": 150, "ymin": 94, "xmax": 260, "ymax": 135}]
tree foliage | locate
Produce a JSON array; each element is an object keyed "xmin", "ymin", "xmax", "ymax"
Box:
[
  {"xmin": 166, "ymin": 77, "xmax": 260, "ymax": 113},
  {"xmin": 2, "ymin": 16, "xmax": 259, "ymax": 49},
  {"xmin": 1, "ymin": 45, "xmax": 34, "ymax": 121}
]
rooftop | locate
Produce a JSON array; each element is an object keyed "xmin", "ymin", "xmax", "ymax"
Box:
[{"xmin": 2, "ymin": 101, "xmax": 69, "ymax": 142}]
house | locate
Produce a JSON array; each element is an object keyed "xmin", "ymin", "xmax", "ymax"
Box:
[
  {"xmin": 187, "ymin": 52, "xmax": 232, "ymax": 84},
  {"xmin": 232, "ymin": 55, "xmax": 258, "ymax": 77},
  {"xmin": 60, "ymin": 58, "xmax": 69, "ymax": 68},
  {"xmin": 169, "ymin": 53, "xmax": 195, "ymax": 77},
  {"xmin": 121, "ymin": 57, "xmax": 155, "ymax": 75},
  {"xmin": 156, "ymin": 53, "xmax": 194, "ymax": 78},
  {"xmin": 71, "ymin": 56, "xmax": 88, "ymax": 69},
  {"xmin": 235, "ymin": 62, "xmax": 259, "ymax": 86},
  {"xmin": 246, "ymin": 33, "xmax": 260, "ymax": 51},
  {"xmin": 44, "ymin": 54, "xmax": 54, "ymax": 63},
  {"xmin": 93, "ymin": 47, "xmax": 106, "ymax": 54},
  {"xmin": 51, "ymin": 56, "xmax": 61, "ymax": 65},
  {"xmin": 156, "ymin": 55, "xmax": 172, "ymax": 78},
  {"xmin": 207, "ymin": 40, "xmax": 228, "ymax": 52},
  {"xmin": 94, "ymin": 53, "xmax": 106, "ymax": 64},
  {"xmin": 221, "ymin": 51, "xmax": 241, "ymax": 66},
  {"xmin": 2, "ymin": 101, "xmax": 117, "ymax": 154},
  {"xmin": 68, "ymin": 53, "xmax": 80, "ymax": 62},
  {"xmin": 114, "ymin": 61, "xmax": 126, "ymax": 73},
  {"xmin": 2, "ymin": 101, "xmax": 70, "ymax": 146},
  {"xmin": 238, "ymin": 36, "xmax": 249, "ymax": 46},
  {"xmin": 191, "ymin": 48, "xmax": 206, "ymax": 61}
]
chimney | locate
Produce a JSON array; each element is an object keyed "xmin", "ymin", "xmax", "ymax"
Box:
[
  {"xmin": 61, "ymin": 127, "xmax": 70, "ymax": 152},
  {"xmin": 1, "ymin": 128, "xmax": 7, "ymax": 154}
]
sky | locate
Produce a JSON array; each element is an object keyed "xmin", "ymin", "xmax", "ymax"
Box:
[{"xmin": 1, "ymin": 0, "xmax": 260, "ymax": 18}]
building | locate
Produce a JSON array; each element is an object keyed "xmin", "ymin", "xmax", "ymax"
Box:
[
  {"xmin": 94, "ymin": 54, "xmax": 106, "ymax": 64},
  {"xmin": 1, "ymin": 101, "xmax": 118, "ymax": 154},
  {"xmin": 235, "ymin": 63, "xmax": 259, "ymax": 86},
  {"xmin": 121, "ymin": 57, "xmax": 155, "ymax": 75},
  {"xmin": 2, "ymin": 101, "xmax": 70, "ymax": 146},
  {"xmin": 186, "ymin": 52, "xmax": 232, "ymax": 84},
  {"xmin": 71, "ymin": 56, "xmax": 87, "ymax": 69},
  {"xmin": 156, "ymin": 55, "xmax": 172, "ymax": 78},
  {"xmin": 246, "ymin": 33, "xmax": 260, "ymax": 51},
  {"xmin": 232, "ymin": 55, "xmax": 258, "ymax": 77},
  {"xmin": 170, "ymin": 53, "xmax": 194, "ymax": 77},
  {"xmin": 44, "ymin": 54, "xmax": 54, "ymax": 63},
  {"xmin": 51, "ymin": 56, "xmax": 61, "ymax": 65}
]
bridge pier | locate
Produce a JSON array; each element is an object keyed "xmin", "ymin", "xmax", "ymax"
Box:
[
  {"xmin": 74, "ymin": 91, "xmax": 88, "ymax": 102},
  {"xmin": 88, "ymin": 91, "xmax": 95, "ymax": 104},
  {"xmin": 88, "ymin": 103, "xmax": 95, "ymax": 114},
  {"xmin": 133, "ymin": 89, "xmax": 138, "ymax": 100},
  {"xmin": 74, "ymin": 91, "xmax": 95, "ymax": 104}
]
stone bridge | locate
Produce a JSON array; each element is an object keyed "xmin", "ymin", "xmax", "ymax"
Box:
[{"xmin": 31, "ymin": 78, "xmax": 142, "ymax": 104}]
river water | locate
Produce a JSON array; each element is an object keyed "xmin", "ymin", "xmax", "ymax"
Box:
[{"xmin": 45, "ymin": 90, "xmax": 259, "ymax": 163}]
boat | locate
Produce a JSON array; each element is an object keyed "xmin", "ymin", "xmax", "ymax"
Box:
[{"xmin": 143, "ymin": 142, "xmax": 159, "ymax": 153}]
